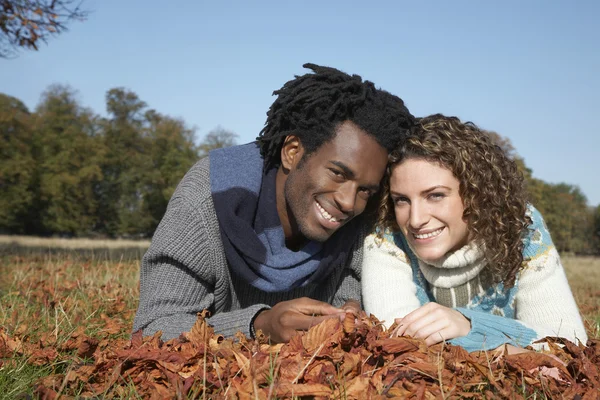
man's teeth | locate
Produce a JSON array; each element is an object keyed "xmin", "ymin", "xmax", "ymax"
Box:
[
  {"xmin": 414, "ymin": 228, "xmax": 443, "ymax": 239},
  {"xmin": 316, "ymin": 202, "xmax": 339, "ymax": 222}
]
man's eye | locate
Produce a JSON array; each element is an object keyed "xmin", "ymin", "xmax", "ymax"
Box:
[
  {"xmin": 359, "ymin": 188, "xmax": 372, "ymax": 198},
  {"xmin": 329, "ymin": 169, "xmax": 344, "ymax": 178}
]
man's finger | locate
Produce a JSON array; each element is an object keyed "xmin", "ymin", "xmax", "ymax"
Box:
[
  {"xmin": 341, "ymin": 299, "xmax": 361, "ymax": 314},
  {"xmin": 289, "ymin": 313, "xmax": 339, "ymax": 331},
  {"xmin": 293, "ymin": 297, "xmax": 343, "ymax": 316}
]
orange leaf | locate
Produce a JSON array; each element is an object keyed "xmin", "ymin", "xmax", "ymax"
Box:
[{"xmin": 274, "ymin": 382, "xmax": 332, "ymax": 397}]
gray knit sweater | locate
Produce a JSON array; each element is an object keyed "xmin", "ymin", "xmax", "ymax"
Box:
[{"xmin": 132, "ymin": 156, "xmax": 365, "ymax": 340}]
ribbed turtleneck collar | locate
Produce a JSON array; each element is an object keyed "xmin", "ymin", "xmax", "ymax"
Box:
[{"xmin": 417, "ymin": 241, "xmax": 488, "ymax": 288}]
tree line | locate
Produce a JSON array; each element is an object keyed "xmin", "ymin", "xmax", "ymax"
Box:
[
  {"xmin": 1, "ymin": 85, "xmax": 236, "ymax": 238},
  {"xmin": 1, "ymin": 86, "xmax": 599, "ymax": 254}
]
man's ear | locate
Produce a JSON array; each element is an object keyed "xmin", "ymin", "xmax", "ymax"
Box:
[{"xmin": 280, "ymin": 135, "xmax": 304, "ymax": 171}]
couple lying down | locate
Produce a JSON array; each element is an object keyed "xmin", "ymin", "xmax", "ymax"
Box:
[{"xmin": 133, "ymin": 64, "xmax": 586, "ymax": 356}]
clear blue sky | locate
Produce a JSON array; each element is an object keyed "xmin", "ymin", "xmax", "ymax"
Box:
[{"xmin": 2, "ymin": 0, "xmax": 599, "ymax": 206}]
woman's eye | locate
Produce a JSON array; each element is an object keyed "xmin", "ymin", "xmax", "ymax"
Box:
[
  {"xmin": 393, "ymin": 196, "xmax": 409, "ymax": 205},
  {"xmin": 429, "ymin": 193, "xmax": 445, "ymax": 200}
]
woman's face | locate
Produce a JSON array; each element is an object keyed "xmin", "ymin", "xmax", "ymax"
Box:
[{"xmin": 390, "ymin": 158, "xmax": 470, "ymax": 263}]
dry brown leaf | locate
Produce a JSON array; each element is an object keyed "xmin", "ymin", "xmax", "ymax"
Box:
[
  {"xmin": 301, "ymin": 316, "xmax": 343, "ymax": 354},
  {"xmin": 273, "ymin": 382, "xmax": 332, "ymax": 397},
  {"xmin": 375, "ymin": 336, "xmax": 421, "ymax": 354}
]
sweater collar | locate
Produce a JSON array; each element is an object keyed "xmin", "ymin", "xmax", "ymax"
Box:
[{"xmin": 417, "ymin": 241, "xmax": 488, "ymax": 288}]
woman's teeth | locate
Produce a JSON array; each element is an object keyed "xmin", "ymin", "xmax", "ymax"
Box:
[{"xmin": 413, "ymin": 227, "xmax": 443, "ymax": 239}]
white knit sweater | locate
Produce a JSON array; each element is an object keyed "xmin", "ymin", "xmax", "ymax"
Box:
[{"xmin": 362, "ymin": 206, "xmax": 588, "ymax": 350}]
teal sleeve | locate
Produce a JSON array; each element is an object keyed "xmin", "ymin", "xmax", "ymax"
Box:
[{"xmin": 449, "ymin": 307, "xmax": 538, "ymax": 352}]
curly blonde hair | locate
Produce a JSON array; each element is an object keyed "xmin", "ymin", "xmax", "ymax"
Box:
[{"xmin": 377, "ymin": 114, "xmax": 530, "ymax": 288}]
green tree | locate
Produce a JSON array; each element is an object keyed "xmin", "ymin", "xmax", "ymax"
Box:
[
  {"xmin": 593, "ymin": 204, "xmax": 600, "ymax": 254},
  {"xmin": 0, "ymin": 93, "xmax": 35, "ymax": 232},
  {"xmin": 0, "ymin": 0, "xmax": 87, "ymax": 57},
  {"xmin": 96, "ymin": 87, "xmax": 151, "ymax": 237},
  {"xmin": 33, "ymin": 85, "xmax": 102, "ymax": 235},
  {"xmin": 529, "ymin": 181, "xmax": 593, "ymax": 254},
  {"xmin": 198, "ymin": 126, "xmax": 238, "ymax": 158}
]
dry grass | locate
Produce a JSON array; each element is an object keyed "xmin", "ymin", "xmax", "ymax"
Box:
[
  {"xmin": 0, "ymin": 245, "xmax": 598, "ymax": 398},
  {"xmin": 0, "ymin": 253, "xmax": 141, "ymax": 398},
  {"xmin": 0, "ymin": 234, "xmax": 150, "ymax": 249},
  {"xmin": 562, "ymin": 255, "xmax": 600, "ymax": 338},
  {"xmin": 0, "ymin": 235, "xmax": 150, "ymax": 262}
]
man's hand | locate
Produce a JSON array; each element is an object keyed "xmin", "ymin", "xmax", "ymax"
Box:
[
  {"xmin": 253, "ymin": 297, "xmax": 345, "ymax": 343},
  {"xmin": 392, "ymin": 302, "xmax": 471, "ymax": 346},
  {"xmin": 340, "ymin": 299, "xmax": 361, "ymax": 315}
]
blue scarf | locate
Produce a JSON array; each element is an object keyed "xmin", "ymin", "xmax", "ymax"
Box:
[{"xmin": 209, "ymin": 142, "xmax": 360, "ymax": 292}]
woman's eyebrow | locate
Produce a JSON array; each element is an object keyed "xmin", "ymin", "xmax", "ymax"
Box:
[
  {"xmin": 390, "ymin": 185, "xmax": 451, "ymax": 197},
  {"xmin": 422, "ymin": 185, "xmax": 451, "ymax": 194}
]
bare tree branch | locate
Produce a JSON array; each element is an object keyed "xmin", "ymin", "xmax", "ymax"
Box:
[{"xmin": 0, "ymin": 0, "xmax": 87, "ymax": 58}]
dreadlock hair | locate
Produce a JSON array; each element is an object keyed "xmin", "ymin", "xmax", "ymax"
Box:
[
  {"xmin": 257, "ymin": 63, "xmax": 415, "ymax": 170},
  {"xmin": 376, "ymin": 114, "xmax": 531, "ymax": 288}
]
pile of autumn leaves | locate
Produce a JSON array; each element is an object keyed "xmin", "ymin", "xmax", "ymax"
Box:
[{"xmin": 6, "ymin": 311, "xmax": 593, "ymax": 399}]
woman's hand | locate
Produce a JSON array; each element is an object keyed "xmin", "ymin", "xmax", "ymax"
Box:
[{"xmin": 392, "ymin": 302, "xmax": 471, "ymax": 346}]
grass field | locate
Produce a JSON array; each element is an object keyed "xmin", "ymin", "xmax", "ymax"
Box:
[
  {"xmin": 561, "ymin": 255, "xmax": 600, "ymax": 338},
  {"xmin": 0, "ymin": 242, "xmax": 598, "ymax": 398},
  {"xmin": 0, "ymin": 235, "xmax": 150, "ymax": 261}
]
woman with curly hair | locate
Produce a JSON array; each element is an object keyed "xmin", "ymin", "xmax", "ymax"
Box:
[{"xmin": 362, "ymin": 114, "xmax": 587, "ymax": 352}]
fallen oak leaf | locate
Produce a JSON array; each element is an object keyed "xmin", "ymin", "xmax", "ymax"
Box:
[
  {"xmin": 336, "ymin": 375, "xmax": 370, "ymax": 399},
  {"xmin": 373, "ymin": 336, "xmax": 421, "ymax": 354},
  {"xmin": 504, "ymin": 351, "xmax": 572, "ymax": 382},
  {"xmin": 301, "ymin": 317, "xmax": 343, "ymax": 354},
  {"xmin": 303, "ymin": 358, "xmax": 337, "ymax": 384},
  {"xmin": 407, "ymin": 360, "xmax": 455, "ymax": 383},
  {"xmin": 342, "ymin": 309, "xmax": 357, "ymax": 333},
  {"xmin": 76, "ymin": 336, "xmax": 99, "ymax": 359},
  {"xmin": 183, "ymin": 310, "xmax": 214, "ymax": 349},
  {"xmin": 273, "ymin": 382, "xmax": 332, "ymax": 397}
]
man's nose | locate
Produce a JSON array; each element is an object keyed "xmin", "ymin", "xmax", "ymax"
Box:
[{"xmin": 335, "ymin": 182, "xmax": 357, "ymax": 216}]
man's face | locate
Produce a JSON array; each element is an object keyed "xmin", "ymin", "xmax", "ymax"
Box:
[{"xmin": 277, "ymin": 121, "xmax": 388, "ymax": 245}]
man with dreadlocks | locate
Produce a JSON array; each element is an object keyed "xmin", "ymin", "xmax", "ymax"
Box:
[{"xmin": 133, "ymin": 64, "xmax": 415, "ymax": 342}]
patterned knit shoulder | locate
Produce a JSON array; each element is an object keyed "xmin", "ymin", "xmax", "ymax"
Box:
[
  {"xmin": 366, "ymin": 229, "xmax": 411, "ymax": 264},
  {"xmin": 520, "ymin": 204, "xmax": 561, "ymax": 277}
]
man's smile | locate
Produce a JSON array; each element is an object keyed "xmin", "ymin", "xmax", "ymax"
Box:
[{"xmin": 315, "ymin": 199, "xmax": 345, "ymax": 229}]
